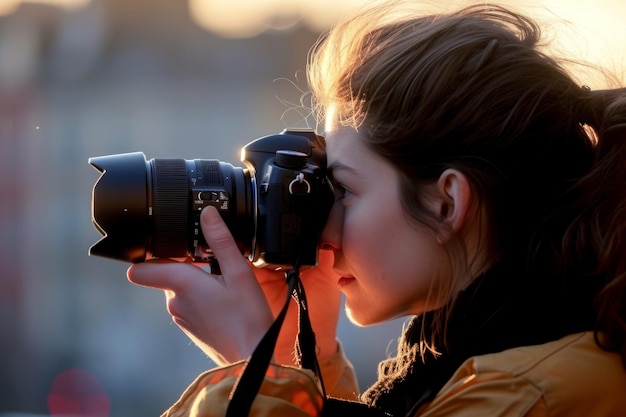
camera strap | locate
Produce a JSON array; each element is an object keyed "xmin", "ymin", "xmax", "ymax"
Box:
[
  {"xmin": 225, "ymin": 260, "xmax": 326, "ymax": 417},
  {"xmin": 225, "ymin": 173, "xmax": 329, "ymax": 416}
]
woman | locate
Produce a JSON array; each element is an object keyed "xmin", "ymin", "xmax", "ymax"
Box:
[{"xmin": 128, "ymin": 2, "xmax": 626, "ymax": 416}]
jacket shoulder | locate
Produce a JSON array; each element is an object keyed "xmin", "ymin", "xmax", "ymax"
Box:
[{"xmin": 418, "ymin": 332, "xmax": 626, "ymax": 417}]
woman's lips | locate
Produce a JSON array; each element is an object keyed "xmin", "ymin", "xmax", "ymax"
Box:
[{"xmin": 337, "ymin": 276, "xmax": 356, "ymax": 287}]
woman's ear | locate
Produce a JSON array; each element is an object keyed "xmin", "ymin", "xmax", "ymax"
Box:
[{"xmin": 433, "ymin": 168, "xmax": 473, "ymax": 243}]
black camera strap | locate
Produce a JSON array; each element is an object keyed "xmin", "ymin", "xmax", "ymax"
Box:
[
  {"xmin": 292, "ymin": 274, "xmax": 325, "ymax": 388},
  {"xmin": 288, "ymin": 187, "xmax": 327, "ymax": 389},
  {"xmin": 225, "ymin": 260, "xmax": 327, "ymax": 417},
  {"xmin": 226, "ymin": 173, "xmax": 328, "ymax": 416}
]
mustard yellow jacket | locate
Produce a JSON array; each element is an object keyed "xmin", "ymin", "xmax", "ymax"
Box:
[{"xmin": 162, "ymin": 332, "xmax": 626, "ymax": 416}]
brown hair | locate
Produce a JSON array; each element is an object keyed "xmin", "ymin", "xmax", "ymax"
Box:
[{"xmin": 308, "ymin": 1, "xmax": 626, "ymax": 364}]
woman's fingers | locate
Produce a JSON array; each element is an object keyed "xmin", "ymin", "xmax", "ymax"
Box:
[
  {"xmin": 200, "ymin": 206, "xmax": 252, "ymax": 277},
  {"xmin": 127, "ymin": 259, "xmax": 208, "ymax": 291}
]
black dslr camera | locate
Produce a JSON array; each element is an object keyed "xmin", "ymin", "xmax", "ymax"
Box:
[{"xmin": 88, "ymin": 129, "xmax": 335, "ymax": 268}]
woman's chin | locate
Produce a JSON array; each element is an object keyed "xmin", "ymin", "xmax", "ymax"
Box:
[{"xmin": 345, "ymin": 305, "xmax": 380, "ymax": 327}]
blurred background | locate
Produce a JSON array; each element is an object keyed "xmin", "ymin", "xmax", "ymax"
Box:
[{"xmin": 0, "ymin": 0, "xmax": 623, "ymax": 415}]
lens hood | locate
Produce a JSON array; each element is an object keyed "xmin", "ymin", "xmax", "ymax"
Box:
[{"xmin": 89, "ymin": 152, "xmax": 150, "ymax": 262}]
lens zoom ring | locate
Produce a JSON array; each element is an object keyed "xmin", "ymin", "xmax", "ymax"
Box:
[{"xmin": 152, "ymin": 159, "xmax": 189, "ymax": 258}]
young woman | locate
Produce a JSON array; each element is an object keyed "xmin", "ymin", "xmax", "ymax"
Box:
[{"xmin": 127, "ymin": 2, "xmax": 626, "ymax": 416}]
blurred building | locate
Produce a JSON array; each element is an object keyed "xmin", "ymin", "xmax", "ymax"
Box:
[{"xmin": 0, "ymin": 1, "xmax": 403, "ymax": 415}]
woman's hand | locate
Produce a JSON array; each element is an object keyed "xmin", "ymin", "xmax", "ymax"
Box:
[
  {"xmin": 127, "ymin": 206, "xmax": 274, "ymax": 365},
  {"xmin": 255, "ymin": 249, "xmax": 342, "ymax": 366},
  {"xmin": 127, "ymin": 206, "xmax": 343, "ymax": 367}
]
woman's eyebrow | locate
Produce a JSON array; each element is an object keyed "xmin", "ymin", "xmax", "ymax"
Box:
[{"xmin": 327, "ymin": 161, "xmax": 359, "ymax": 176}]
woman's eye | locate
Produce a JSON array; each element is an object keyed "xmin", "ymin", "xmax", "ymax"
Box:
[{"xmin": 333, "ymin": 183, "xmax": 351, "ymax": 201}]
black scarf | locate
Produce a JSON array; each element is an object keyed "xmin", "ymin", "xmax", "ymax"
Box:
[{"xmin": 361, "ymin": 262, "xmax": 595, "ymax": 417}]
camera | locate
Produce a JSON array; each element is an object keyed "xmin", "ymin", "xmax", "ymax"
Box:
[{"xmin": 88, "ymin": 129, "xmax": 335, "ymax": 268}]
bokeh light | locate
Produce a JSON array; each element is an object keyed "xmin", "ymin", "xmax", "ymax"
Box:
[
  {"xmin": 188, "ymin": 0, "xmax": 368, "ymax": 38},
  {"xmin": 48, "ymin": 369, "xmax": 110, "ymax": 417}
]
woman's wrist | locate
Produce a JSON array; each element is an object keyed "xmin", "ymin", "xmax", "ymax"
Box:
[{"xmin": 316, "ymin": 336, "xmax": 340, "ymax": 362}]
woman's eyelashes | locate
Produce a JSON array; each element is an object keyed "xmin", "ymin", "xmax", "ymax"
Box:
[
  {"xmin": 332, "ymin": 181, "xmax": 352, "ymax": 201},
  {"xmin": 328, "ymin": 165, "xmax": 356, "ymax": 202}
]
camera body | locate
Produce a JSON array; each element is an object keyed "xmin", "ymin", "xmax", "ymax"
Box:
[{"xmin": 89, "ymin": 129, "xmax": 335, "ymax": 268}]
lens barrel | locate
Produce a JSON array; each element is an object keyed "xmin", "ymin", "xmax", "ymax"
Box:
[{"xmin": 89, "ymin": 152, "xmax": 253, "ymax": 263}]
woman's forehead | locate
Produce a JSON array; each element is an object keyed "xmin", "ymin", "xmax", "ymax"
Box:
[{"xmin": 325, "ymin": 125, "xmax": 377, "ymax": 167}]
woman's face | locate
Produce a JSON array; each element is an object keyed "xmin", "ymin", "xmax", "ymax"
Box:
[{"xmin": 321, "ymin": 123, "xmax": 449, "ymax": 326}]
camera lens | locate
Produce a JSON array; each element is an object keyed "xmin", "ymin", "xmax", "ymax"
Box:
[
  {"xmin": 89, "ymin": 152, "xmax": 254, "ymax": 263},
  {"xmin": 89, "ymin": 129, "xmax": 335, "ymax": 267}
]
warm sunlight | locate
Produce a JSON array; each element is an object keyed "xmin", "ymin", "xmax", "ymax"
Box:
[
  {"xmin": 186, "ymin": 0, "xmax": 626, "ymax": 84},
  {"xmin": 510, "ymin": 0, "xmax": 626, "ymax": 87},
  {"xmin": 1, "ymin": 0, "xmax": 623, "ymax": 85}
]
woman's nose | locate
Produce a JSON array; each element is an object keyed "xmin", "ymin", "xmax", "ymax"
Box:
[{"xmin": 319, "ymin": 201, "xmax": 343, "ymax": 251}]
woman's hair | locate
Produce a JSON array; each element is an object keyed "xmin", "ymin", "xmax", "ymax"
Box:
[{"xmin": 308, "ymin": 1, "xmax": 626, "ymax": 364}]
